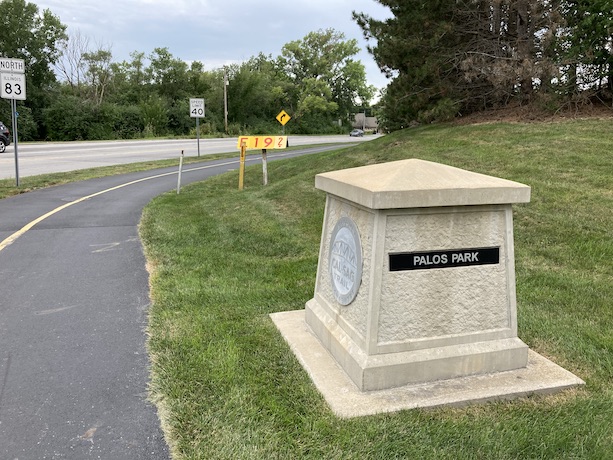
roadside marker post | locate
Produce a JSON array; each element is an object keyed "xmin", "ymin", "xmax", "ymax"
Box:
[
  {"xmin": 177, "ymin": 150, "xmax": 184, "ymax": 194},
  {"xmin": 261, "ymin": 149, "xmax": 268, "ymax": 186},
  {"xmin": 239, "ymin": 142, "xmax": 246, "ymax": 190},
  {"xmin": 236, "ymin": 136, "xmax": 287, "ymax": 190}
]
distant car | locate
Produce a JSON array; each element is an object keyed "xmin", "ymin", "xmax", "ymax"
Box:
[
  {"xmin": 0, "ymin": 121, "xmax": 10, "ymax": 153},
  {"xmin": 349, "ymin": 129, "xmax": 364, "ymax": 137}
]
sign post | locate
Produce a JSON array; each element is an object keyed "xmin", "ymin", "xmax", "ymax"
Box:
[
  {"xmin": 1, "ymin": 57, "xmax": 26, "ymax": 187},
  {"xmin": 189, "ymin": 98, "xmax": 205, "ymax": 157},
  {"xmin": 261, "ymin": 149, "xmax": 268, "ymax": 186},
  {"xmin": 177, "ymin": 150, "xmax": 184, "ymax": 194},
  {"xmin": 238, "ymin": 142, "xmax": 246, "ymax": 190}
]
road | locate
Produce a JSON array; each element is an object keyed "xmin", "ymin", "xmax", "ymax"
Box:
[
  {"xmin": 0, "ymin": 145, "xmax": 359, "ymax": 458},
  {"xmin": 0, "ymin": 135, "xmax": 375, "ymax": 180}
]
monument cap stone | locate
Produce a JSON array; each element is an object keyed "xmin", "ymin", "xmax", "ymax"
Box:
[{"xmin": 315, "ymin": 159, "xmax": 531, "ymax": 209}]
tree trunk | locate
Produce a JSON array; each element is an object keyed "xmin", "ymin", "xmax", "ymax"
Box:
[
  {"xmin": 568, "ymin": 62, "xmax": 578, "ymax": 96},
  {"xmin": 492, "ymin": 0, "xmax": 502, "ymax": 37},
  {"xmin": 516, "ymin": 0, "xmax": 533, "ymax": 98}
]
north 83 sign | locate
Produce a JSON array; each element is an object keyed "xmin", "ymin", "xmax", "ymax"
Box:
[{"xmin": 1, "ymin": 73, "xmax": 26, "ymax": 100}]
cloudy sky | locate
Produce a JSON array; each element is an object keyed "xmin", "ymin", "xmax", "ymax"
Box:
[{"xmin": 36, "ymin": 0, "xmax": 393, "ymax": 93}]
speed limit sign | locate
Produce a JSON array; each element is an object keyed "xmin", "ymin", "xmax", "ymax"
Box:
[
  {"xmin": 189, "ymin": 98, "xmax": 205, "ymax": 118},
  {"xmin": 1, "ymin": 72, "xmax": 26, "ymax": 100}
]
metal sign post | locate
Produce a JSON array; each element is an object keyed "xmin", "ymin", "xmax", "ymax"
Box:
[
  {"xmin": 196, "ymin": 117, "xmax": 200, "ymax": 157},
  {"xmin": 189, "ymin": 98, "xmax": 205, "ymax": 157},
  {"xmin": 11, "ymin": 99, "xmax": 19, "ymax": 186}
]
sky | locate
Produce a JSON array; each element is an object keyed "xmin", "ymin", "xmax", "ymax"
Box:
[{"xmin": 35, "ymin": 0, "xmax": 393, "ymax": 95}]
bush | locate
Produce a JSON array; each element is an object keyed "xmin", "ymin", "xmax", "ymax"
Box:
[
  {"xmin": 43, "ymin": 96, "xmax": 91, "ymax": 141},
  {"xmin": 114, "ymin": 105, "xmax": 145, "ymax": 139}
]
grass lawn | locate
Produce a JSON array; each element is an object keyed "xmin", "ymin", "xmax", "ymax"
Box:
[{"xmin": 139, "ymin": 118, "xmax": 613, "ymax": 459}]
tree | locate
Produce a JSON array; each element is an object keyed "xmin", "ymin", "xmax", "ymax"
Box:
[
  {"xmin": 278, "ymin": 28, "xmax": 374, "ymax": 131},
  {"xmin": 110, "ymin": 51, "xmax": 147, "ymax": 105},
  {"xmin": 55, "ymin": 29, "xmax": 89, "ymax": 96},
  {"xmin": 561, "ymin": 0, "xmax": 613, "ymax": 94},
  {"xmin": 354, "ymin": 1, "xmax": 462, "ymax": 129},
  {"xmin": 0, "ymin": 0, "xmax": 67, "ymax": 88},
  {"xmin": 224, "ymin": 55, "xmax": 290, "ymax": 133},
  {"xmin": 83, "ymin": 46, "xmax": 113, "ymax": 106},
  {"xmin": 146, "ymin": 47, "xmax": 189, "ymax": 101},
  {"xmin": 295, "ymin": 78, "xmax": 339, "ymax": 133},
  {"xmin": 0, "ymin": 0, "xmax": 67, "ymax": 138},
  {"xmin": 353, "ymin": 1, "xmax": 596, "ymax": 130}
]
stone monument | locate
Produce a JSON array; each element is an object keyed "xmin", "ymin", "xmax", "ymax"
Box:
[{"xmin": 271, "ymin": 159, "xmax": 584, "ymax": 417}]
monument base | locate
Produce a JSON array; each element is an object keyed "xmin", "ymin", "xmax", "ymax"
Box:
[
  {"xmin": 305, "ymin": 299, "xmax": 529, "ymax": 391},
  {"xmin": 271, "ymin": 309, "xmax": 585, "ymax": 418}
]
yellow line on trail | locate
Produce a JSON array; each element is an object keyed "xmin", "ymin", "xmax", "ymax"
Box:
[{"xmin": 0, "ymin": 160, "xmax": 240, "ymax": 253}]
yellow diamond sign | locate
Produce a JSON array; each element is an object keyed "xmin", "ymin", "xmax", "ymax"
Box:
[{"xmin": 276, "ymin": 110, "xmax": 291, "ymax": 126}]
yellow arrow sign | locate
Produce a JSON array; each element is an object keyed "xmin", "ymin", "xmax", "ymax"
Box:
[{"xmin": 276, "ymin": 110, "xmax": 291, "ymax": 126}]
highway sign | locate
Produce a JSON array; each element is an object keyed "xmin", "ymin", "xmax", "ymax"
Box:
[
  {"xmin": 0, "ymin": 58, "xmax": 25, "ymax": 74},
  {"xmin": 190, "ymin": 98, "xmax": 205, "ymax": 118},
  {"xmin": 276, "ymin": 110, "xmax": 291, "ymax": 126},
  {"xmin": 1, "ymin": 72, "xmax": 26, "ymax": 100}
]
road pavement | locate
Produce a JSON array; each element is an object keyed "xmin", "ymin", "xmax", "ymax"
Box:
[
  {"xmin": 0, "ymin": 146, "xmax": 344, "ymax": 458},
  {"xmin": 0, "ymin": 135, "xmax": 376, "ymax": 180}
]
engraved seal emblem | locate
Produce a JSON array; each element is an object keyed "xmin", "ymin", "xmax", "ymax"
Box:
[{"xmin": 329, "ymin": 216, "xmax": 362, "ymax": 305}]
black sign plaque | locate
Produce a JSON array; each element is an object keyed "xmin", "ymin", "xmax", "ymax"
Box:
[{"xmin": 389, "ymin": 247, "xmax": 500, "ymax": 272}]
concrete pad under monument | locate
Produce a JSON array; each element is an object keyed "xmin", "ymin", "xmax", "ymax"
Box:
[{"xmin": 271, "ymin": 159, "xmax": 584, "ymax": 417}]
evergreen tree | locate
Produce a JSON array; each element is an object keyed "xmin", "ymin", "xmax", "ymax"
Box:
[{"xmin": 561, "ymin": 0, "xmax": 613, "ymax": 94}]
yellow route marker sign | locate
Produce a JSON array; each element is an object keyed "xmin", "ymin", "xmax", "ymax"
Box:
[
  {"xmin": 236, "ymin": 135, "xmax": 288, "ymax": 150},
  {"xmin": 276, "ymin": 110, "xmax": 291, "ymax": 126}
]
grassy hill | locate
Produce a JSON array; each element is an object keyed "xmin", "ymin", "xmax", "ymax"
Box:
[{"xmin": 140, "ymin": 118, "xmax": 613, "ymax": 459}]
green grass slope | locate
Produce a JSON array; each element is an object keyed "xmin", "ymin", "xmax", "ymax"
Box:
[{"xmin": 140, "ymin": 119, "xmax": 613, "ymax": 459}]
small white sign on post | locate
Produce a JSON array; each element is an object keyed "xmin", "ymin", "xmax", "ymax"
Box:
[
  {"xmin": 189, "ymin": 98, "xmax": 205, "ymax": 118},
  {"xmin": 190, "ymin": 98, "xmax": 205, "ymax": 157},
  {"xmin": 1, "ymin": 72, "xmax": 26, "ymax": 100}
]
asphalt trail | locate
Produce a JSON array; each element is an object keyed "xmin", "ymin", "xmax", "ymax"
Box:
[{"xmin": 0, "ymin": 147, "xmax": 340, "ymax": 459}]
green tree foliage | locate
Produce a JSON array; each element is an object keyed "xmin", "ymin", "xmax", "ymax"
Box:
[
  {"xmin": 141, "ymin": 94, "xmax": 168, "ymax": 137},
  {"xmin": 354, "ymin": 1, "xmax": 463, "ymax": 130},
  {"xmin": 355, "ymin": 0, "xmax": 613, "ymax": 131},
  {"xmin": 110, "ymin": 51, "xmax": 148, "ymax": 105},
  {"xmin": 146, "ymin": 47, "xmax": 189, "ymax": 101},
  {"xmin": 562, "ymin": 0, "xmax": 613, "ymax": 93},
  {"xmin": 0, "ymin": 0, "xmax": 67, "ymax": 139},
  {"xmin": 1, "ymin": 1, "xmax": 373, "ymax": 140},
  {"xmin": 83, "ymin": 47, "xmax": 113, "ymax": 106},
  {"xmin": 0, "ymin": 0, "xmax": 66, "ymax": 88},
  {"xmin": 278, "ymin": 28, "xmax": 374, "ymax": 133}
]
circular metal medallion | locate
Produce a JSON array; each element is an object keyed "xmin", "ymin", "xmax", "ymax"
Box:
[{"xmin": 329, "ymin": 216, "xmax": 362, "ymax": 305}]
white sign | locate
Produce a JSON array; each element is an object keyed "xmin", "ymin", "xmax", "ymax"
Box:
[
  {"xmin": 1, "ymin": 73, "xmax": 26, "ymax": 100},
  {"xmin": 0, "ymin": 58, "xmax": 25, "ymax": 74},
  {"xmin": 190, "ymin": 98, "xmax": 205, "ymax": 118}
]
